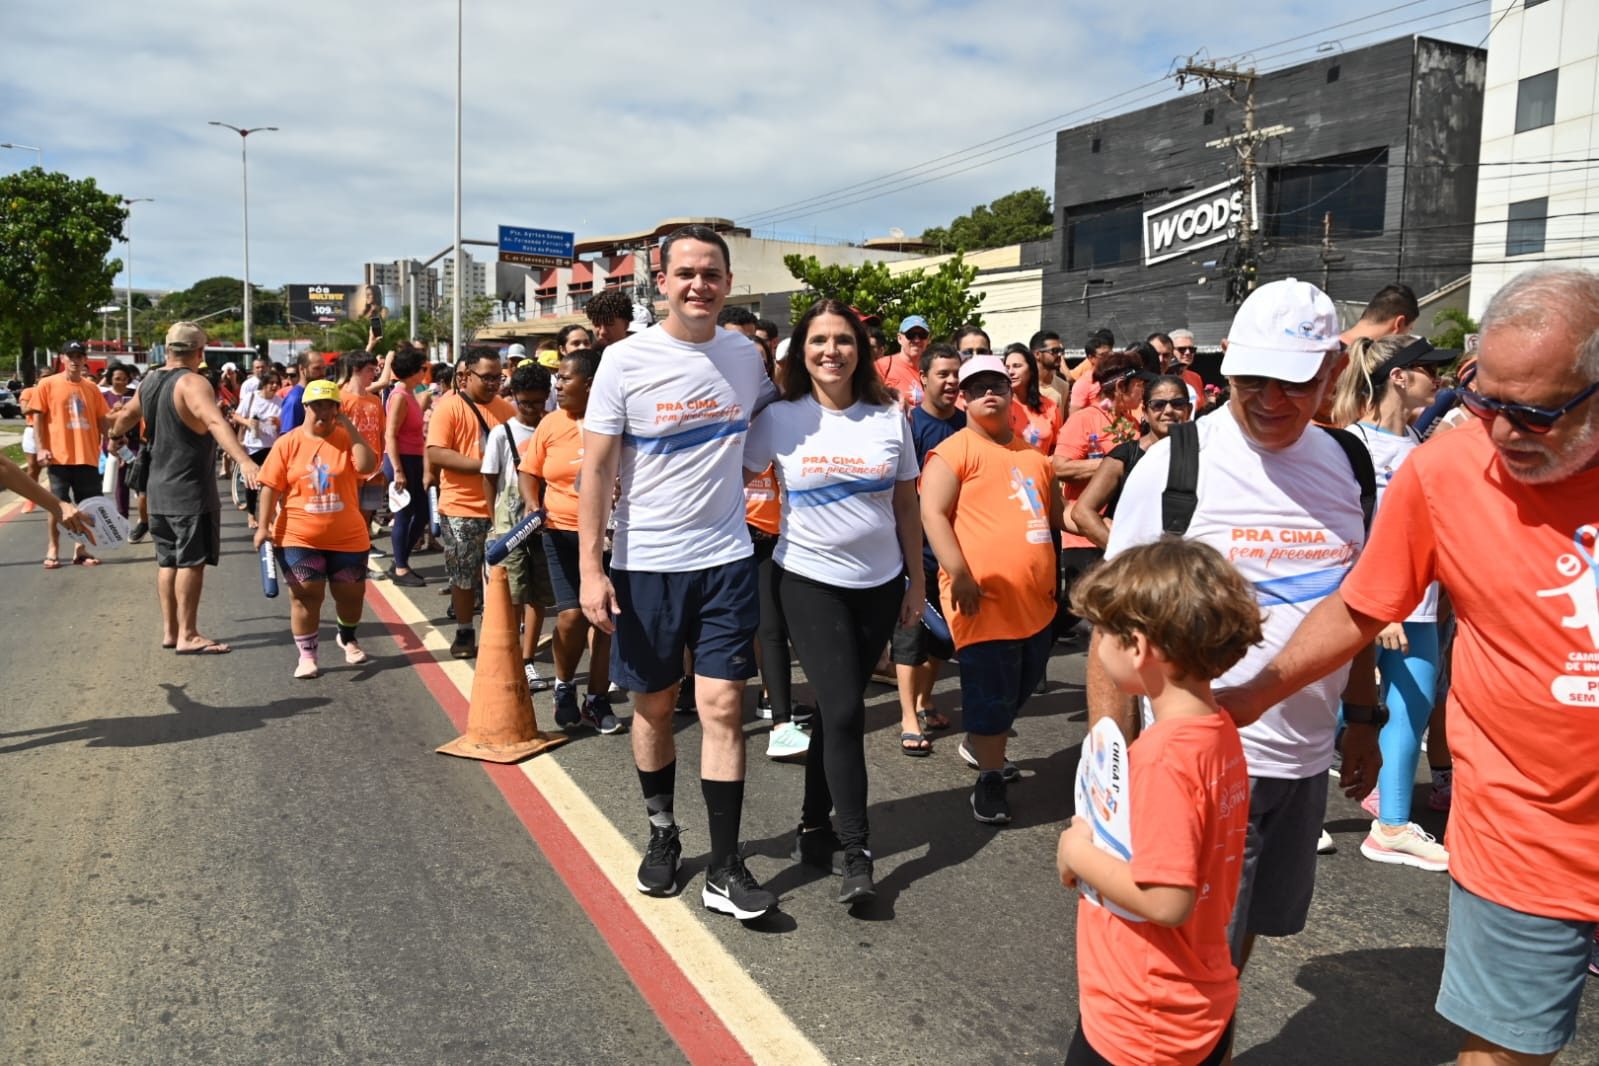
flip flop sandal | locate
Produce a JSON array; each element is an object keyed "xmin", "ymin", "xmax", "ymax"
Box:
[
  {"xmin": 42, "ymin": 557, "xmax": 63, "ymax": 570},
  {"xmin": 916, "ymin": 708, "xmax": 952, "ymax": 733},
  {"xmin": 900, "ymin": 732, "xmax": 933, "ymax": 757},
  {"xmin": 174, "ymin": 641, "xmax": 232, "ymax": 655},
  {"xmin": 73, "ymin": 556, "xmax": 101, "ymax": 566}
]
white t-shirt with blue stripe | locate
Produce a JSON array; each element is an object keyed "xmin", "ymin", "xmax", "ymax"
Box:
[
  {"xmin": 586, "ymin": 324, "xmax": 777, "ymax": 572},
  {"xmin": 744, "ymin": 395, "xmax": 919, "ymax": 588}
]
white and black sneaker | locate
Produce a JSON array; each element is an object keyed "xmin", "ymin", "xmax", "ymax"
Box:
[
  {"xmin": 971, "ymin": 771, "xmax": 1012, "ymax": 825},
  {"xmin": 636, "ymin": 824, "xmax": 681, "ymax": 897},
  {"xmin": 958, "ymin": 740, "xmax": 1021, "ymax": 783},
  {"xmin": 702, "ymin": 855, "xmax": 776, "ymax": 920},
  {"xmin": 524, "ymin": 662, "xmax": 553, "ymax": 693}
]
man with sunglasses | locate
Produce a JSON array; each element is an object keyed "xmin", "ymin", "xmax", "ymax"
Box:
[
  {"xmin": 427, "ymin": 349, "xmax": 516, "ymax": 658},
  {"xmin": 1224, "ymin": 268, "xmax": 1599, "ymax": 1066},
  {"xmin": 1167, "ymin": 329, "xmax": 1208, "ymax": 412},
  {"xmin": 1089, "ymin": 278, "xmax": 1381, "ymax": 991},
  {"xmin": 876, "ymin": 315, "xmax": 930, "ymax": 410},
  {"xmin": 1031, "ymin": 330, "xmax": 1070, "ymax": 410}
]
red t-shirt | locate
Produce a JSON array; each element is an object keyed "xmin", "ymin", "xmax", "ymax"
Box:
[
  {"xmin": 1076, "ymin": 713, "xmax": 1249, "ymax": 1066},
  {"xmin": 1054, "ymin": 405, "xmax": 1142, "ymax": 549},
  {"xmin": 874, "ymin": 355, "xmax": 924, "ymax": 410},
  {"xmin": 1008, "ymin": 395, "xmax": 1061, "ymax": 456},
  {"xmin": 1340, "ymin": 421, "xmax": 1599, "ymax": 920}
]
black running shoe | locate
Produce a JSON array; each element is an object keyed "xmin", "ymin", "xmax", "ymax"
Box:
[
  {"xmin": 702, "ymin": 855, "xmax": 776, "ymax": 920},
  {"xmin": 791, "ymin": 823, "xmax": 844, "ymax": 875},
  {"xmin": 971, "ymin": 771, "xmax": 1012, "ymax": 825},
  {"xmin": 674, "ymin": 678, "xmax": 697, "ymax": 716},
  {"xmin": 449, "ymin": 629, "xmax": 475, "ymax": 660},
  {"xmin": 636, "ymin": 824, "xmax": 681, "ymax": 897},
  {"xmin": 581, "ymin": 693, "xmax": 625, "ymax": 735},
  {"xmin": 839, "ymin": 847, "xmax": 875, "ymax": 905},
  {"xmin": 128, "ymin": 521, "xmax": 148, "ymax": 544},
  {"xmin": 553, "ymin": 681, "xmax": 581, "ymax": 730}
]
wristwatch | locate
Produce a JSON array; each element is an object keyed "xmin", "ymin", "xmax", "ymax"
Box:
[{"xmin": 1343, "ymin": 702, "xmax": 1390, "ymax": 728}]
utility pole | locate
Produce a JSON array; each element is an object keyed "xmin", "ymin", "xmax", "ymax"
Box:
[
  {"xmin": 1175, "ymin": 61, "xmax": 1293, "ymax": 303},
  {"xmin": 1319, "ymin": 212, "xmax": 1344, "ymax": 291}
]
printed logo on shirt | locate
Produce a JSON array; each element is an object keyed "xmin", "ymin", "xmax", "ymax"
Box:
[
  {"xmin": 304, "ymin": 455, "xmax": 344, "ymax": 516},
  {"xmin": 1009, "ymin": 466, "xmax": 1053, "ymax": 544},
  {"xmin": 1541, "ymin": 523, "xmax": 1599, "ymax": 706},
  {"xmin": 67, "ymin": 393, "xmax": 89, "ymax": 430}
]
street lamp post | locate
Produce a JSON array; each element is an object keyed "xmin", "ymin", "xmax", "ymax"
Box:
[
  {"xmin": 121, "ymin": 197, "xmax": 153, "ymax": 355},
  {"xmin": 0, "ymin": 142, "xmax": 42, "ymax": 167},
  {"xmin": 452, "ymin": 0, "xmax": 463, "ymax": 358},
  {"xmin": 208, "ymin": 122, "xmax": 278, "ymax": 352}
]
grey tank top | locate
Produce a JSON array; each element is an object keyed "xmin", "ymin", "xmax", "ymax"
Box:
[{"xmin": 141, "ymin": 368, "xmax": 220, "ymax": 515}]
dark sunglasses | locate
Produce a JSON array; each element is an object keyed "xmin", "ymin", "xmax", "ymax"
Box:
[
  {"xmin": 1231, "ymin": 375, "xmax": 1321, "ymax": 398},
  {"xmin": 959, "ymin": 347, "xmax": 992, "ymax": 356},
  {"xmin": 1459, "ymin": 380, "xmax": 1599, "ymax": 435},
  {"xmin": 1174, "ymin": 345, "xmax": 1197, "ymax": 354},
  {"xmin": 1037, "ymin": 345, "xmax": 1065, "ymax": 356},
  {"xmin": 1146, "ymin": 397, "xmax": 1192, "ymax": 413},
  {"xmin": 962, "ymin": 378, "xmax": 1011, "ymax": 397}
]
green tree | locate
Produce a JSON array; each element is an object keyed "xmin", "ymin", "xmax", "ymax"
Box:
[
  {"xmin": 423, "ymin": 294, "xmax": 496, "ymax": 351},
  {"xmin": 1429, "ymin": 307, "xmax": 1479, "ymax": 353},
  {"xmin": 920, "ymin": 187, "xmax": 1053, "ymax": 253},
  {"xmin": 0, "ymin": 167, "xmax": 127, "ymax": 382},
  {"xmin": 784, "ymin": 253, "xmax": 984, "ymax": 340}
]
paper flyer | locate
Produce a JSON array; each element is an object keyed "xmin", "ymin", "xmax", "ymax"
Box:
[{"xmin": 1074, "ymin": 717, "xmax": 1143, "ymax": 922}]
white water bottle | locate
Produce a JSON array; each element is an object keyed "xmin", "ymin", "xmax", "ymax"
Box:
[{"xmin": 428, "ymin": 485, "xmax": 441, "ymax": 536}]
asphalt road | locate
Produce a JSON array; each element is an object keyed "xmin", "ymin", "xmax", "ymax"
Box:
[{"xmin": 0, "ymin": 483, "xmax": 1594, "ymax": 1065}]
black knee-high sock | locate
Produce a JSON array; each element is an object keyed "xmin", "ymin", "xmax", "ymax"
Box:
[
  {"xmin": 702, "ymin": 778, "xmax": 745, "ymax": 871},
  {"xmin": 638, "ymin": 762, "xmax": 676, "ymax": 828}
]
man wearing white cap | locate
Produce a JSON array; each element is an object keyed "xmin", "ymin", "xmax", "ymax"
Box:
[{"xmin": 1086, "ymin": 279, "xmax": 1382, "ymax": 977}]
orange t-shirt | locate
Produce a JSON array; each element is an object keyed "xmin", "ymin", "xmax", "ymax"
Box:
[
  {"xmin": 519, "ymin": 409, "xmax": 584, "ymax": 531},
  {"xmin": 1054, "ymin": 405, "xmax": 1142, "ymax": 549},
  {"xmin": 259, "ymin": 426, "xmax": 371, "ymax": 552},
  {"xmin": 1076, "ymin": 713, "xmax": 1249, "ymax": 1066},
  {"xmin": 926, "ymin": 429, "xmax": 1056, "ymax": 648},
  {"xmin": 744, "ymin": 464, "xmax": 781, "ymax": 535},
  {"xmin": 1008, "ymin": 394, "xmax": 1061, "ymax": 455},
  {"xmin": 426, "ymin": 392, "xmax": 515, "ymax": 519},
  {"xmin": 34, "ymin": 375, "xmax": 108, "ymax": 466},
  {"xmin": 1340, "ymin": 421, "xmax": 1599, "ymax": 920},
  {"xmin": 874, "ymin": 355, "xmax": 923, "ymax": 409},
  {"xmin": 340, "ymin": 386, "xmax": 386, "ymax": 483},
  {"xmin": 21, "ymin": 386, "xmax": 37, "ymax": 428}
]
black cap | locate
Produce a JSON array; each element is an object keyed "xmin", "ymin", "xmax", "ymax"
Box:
[
  {"xmin": 1374, "ymin": 338, "xmax": 1458, "ymax": 379},
  {"xmin": 63, "ymin": 341, "xmax": 87, "ymax": 355}
]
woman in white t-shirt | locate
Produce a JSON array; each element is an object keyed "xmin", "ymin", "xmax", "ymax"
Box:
[
  {"xmin": 1331, "ymin": 334, "xmax": 1454, "ymax": 871},
  {"xmin": 235, "ymin": 369, "xmax": 284, "ymax": 529},
  {"xmin": 744, "ymin": 299, "xmax": 923, "ymax": 906}
]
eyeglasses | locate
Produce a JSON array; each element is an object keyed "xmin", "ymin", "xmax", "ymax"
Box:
[
  {"xmin": 1174, "ymin": 346, "xmax": 1197, "ymax": 354},
  {"xmin": 962, "ymin": 379, "xmax": 1011, "ymax": 397},
  {"xmin": 1037, "ymin": 346, "xmax": 1065, "ymax": 356},
  {"xmin": 1231, "ymin": 375, "xmax": 1322, "ymax": 398},
  {"xmin": 1146, "ymin": 397, "xmax": 1193, "ymax": 413},
  {"xmin": 1459, "ymin": 380, "xmax": 1599, "ymax": 435},
  {"xmin": 473, "ymin": 372, "xmax": 505, "ymax": 385}
]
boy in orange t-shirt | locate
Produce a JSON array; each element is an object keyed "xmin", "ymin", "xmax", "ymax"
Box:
[
  {"xmin": 921, "ymin": 356, "xmax": 1060, "ymax": 825},
  {"xmin": 29, "ymin": 345, "xmax": 110, "ymax": 566},
  {"xmin": 1059, "ymin": 539, "xmax": 1256, "ymax": 1066}
]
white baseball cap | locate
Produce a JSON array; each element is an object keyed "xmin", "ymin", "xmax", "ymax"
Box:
[
  {"xmin": 1220, "ymin": 278, "xmax": 1340, "ymax": 383},
  {"xmin": 506, "ymin": 343, "xmax": 527, "ymax": 359},
  {"xmin": 774, "ymin": 337, "xmax": 791, "ymax": 362},
  {"xmin": 627, "ymin": 302, "xmax": 655, "ymax": 333}
]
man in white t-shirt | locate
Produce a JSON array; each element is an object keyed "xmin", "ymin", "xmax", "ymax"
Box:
[
  {"xmin": 1089, "ymin": 278, "xmax": 1382, "ymax": 974},
  {"xmin": 579, "ymin": 225, "xmax": 780, "ymax": 920}
]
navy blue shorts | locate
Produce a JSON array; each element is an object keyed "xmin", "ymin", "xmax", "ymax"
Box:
[
  {"xmin": 609, "ymin": 558, "xmax": 759, "ymax": 694},
  {"xmin": 544, "ymin": 528, "xmax": 608, "ymax": 613},
  {"xmin": 957, "ymin": 624, "xmax": 1052, "ymax": 736}
]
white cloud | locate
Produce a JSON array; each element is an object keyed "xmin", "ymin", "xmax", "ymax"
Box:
[{"xmin": 0, "ymin": 0, "xmax": 1486, "ymax": 292}]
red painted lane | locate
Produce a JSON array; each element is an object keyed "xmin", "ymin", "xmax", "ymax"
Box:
[{"xmin": 364, "ymin": 587, "xmax": 756, "ymax": 1066}]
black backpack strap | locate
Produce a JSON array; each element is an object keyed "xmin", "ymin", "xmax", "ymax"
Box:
[
  {"xmin": 1160, "ymin": 420, "xmax": 1201, "ymax": 536},
  {"xmin": 1318, "ymin": 425, "xmax": 1378, "ymax": 534}
]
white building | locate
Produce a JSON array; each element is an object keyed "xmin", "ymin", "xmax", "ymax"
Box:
[
  {"xmin": 1469, "ymin": 0, "xmax": 1599, "ymax": 317},
  {"xmin": 441, "ymin": 251, "xmax": 491, "ymax": 305},
  {"xmin": 363, "ymin": 260, "xmax": 439, "ymax": 316}
]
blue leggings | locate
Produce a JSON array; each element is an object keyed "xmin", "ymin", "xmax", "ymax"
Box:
[{"xmin": 1375, "ymin": 621, "xmax": 1440, "ymax": 826}]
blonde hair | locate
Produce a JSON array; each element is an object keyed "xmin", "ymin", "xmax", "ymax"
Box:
[
  {"xmin": 1072, "ymin": 540, "xmax": 1263, "ymax": 682},
  {"xmin": 1329, "ymin": 333, "xmax": 1420, "ymax": 427}
]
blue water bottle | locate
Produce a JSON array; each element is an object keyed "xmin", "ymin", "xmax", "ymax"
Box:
[
  {"xmin": 260, "ymin": 543, "xmax": 280, "ymax": 598},
  {"xmin": 1087, "ymin": 432, "xmax": 1103, "ymax": 459},
  {"xmin": 486, "ymin": 509, "xmax": 546, "ymax": 567},
  {"xmin": 428, "ymin": 485, "xmax": 441, "ymax": 537}
]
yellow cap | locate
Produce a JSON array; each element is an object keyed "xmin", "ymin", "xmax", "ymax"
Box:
[{"xmin": 303, "ymin": 379, "xmax": 341, "ymax": 405}]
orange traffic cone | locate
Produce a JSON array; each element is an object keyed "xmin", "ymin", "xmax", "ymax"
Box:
[{"xmin": 437, "ymin": 565, "xmax": 569, "ymax": 763}]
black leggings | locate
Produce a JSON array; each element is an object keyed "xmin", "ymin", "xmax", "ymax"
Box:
[
  {"xmin": 775, "ymin": 566, "xmax": 901, "ymax": 851},
  {"xmin": 244, "ymin": 448, "xmax": 272, "ymax": 514},
  {"xmin": 752, "ymin": 534, "xmax": 794, "ymax": 722},
  {"xmin": 1065, "ymin": 1016, "xmax": 1233, "ymax": 1065},
  {"xmin": 388, "ymin": 452, "xmax": 427, "ymax": 568}
]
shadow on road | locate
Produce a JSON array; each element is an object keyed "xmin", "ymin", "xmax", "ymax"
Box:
[
  {"xmin": 1235, "ymin": 947, "xmax": 1453, "ymax": 1065},
  {"xmin": 0, "ymin": 683, "xmax": 328, "ymax": 753}
]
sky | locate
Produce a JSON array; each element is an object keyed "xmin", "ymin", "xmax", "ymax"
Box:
[{"xmin": 0, "ymin": 0, "xmax": 1489, "ymax": 296}]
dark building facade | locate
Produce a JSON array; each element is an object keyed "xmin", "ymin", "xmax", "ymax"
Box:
[{"xmin": 1042, "ymin": 35, "xmax": 1486, "ymax": 348}]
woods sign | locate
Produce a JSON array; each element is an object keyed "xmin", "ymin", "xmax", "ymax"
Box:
[{"xmin": 1142, "ymin": 179, "xmax": 1255, "ymax": 266}]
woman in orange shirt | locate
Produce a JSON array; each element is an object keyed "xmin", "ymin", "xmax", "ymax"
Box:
[
  {"xmin": 1003, "ymin": 343, "xmax": 1061, "ymax": 455},
  {"xmin": 519, "ymin": 349, "xmax": 617, "ymax": 732},
  {"xmin": 255, "ymin": 379, "xmax": 380, "ymax": 679}
]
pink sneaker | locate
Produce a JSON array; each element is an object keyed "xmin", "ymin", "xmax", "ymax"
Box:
[{"xmin": 1360, "ymin": 786, "xmax": 1381, "ymax": 819}]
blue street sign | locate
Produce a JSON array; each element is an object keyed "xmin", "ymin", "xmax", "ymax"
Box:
[{"xmin": 498, "ymin": 225, "xmax": 575, "ymax": 266}]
